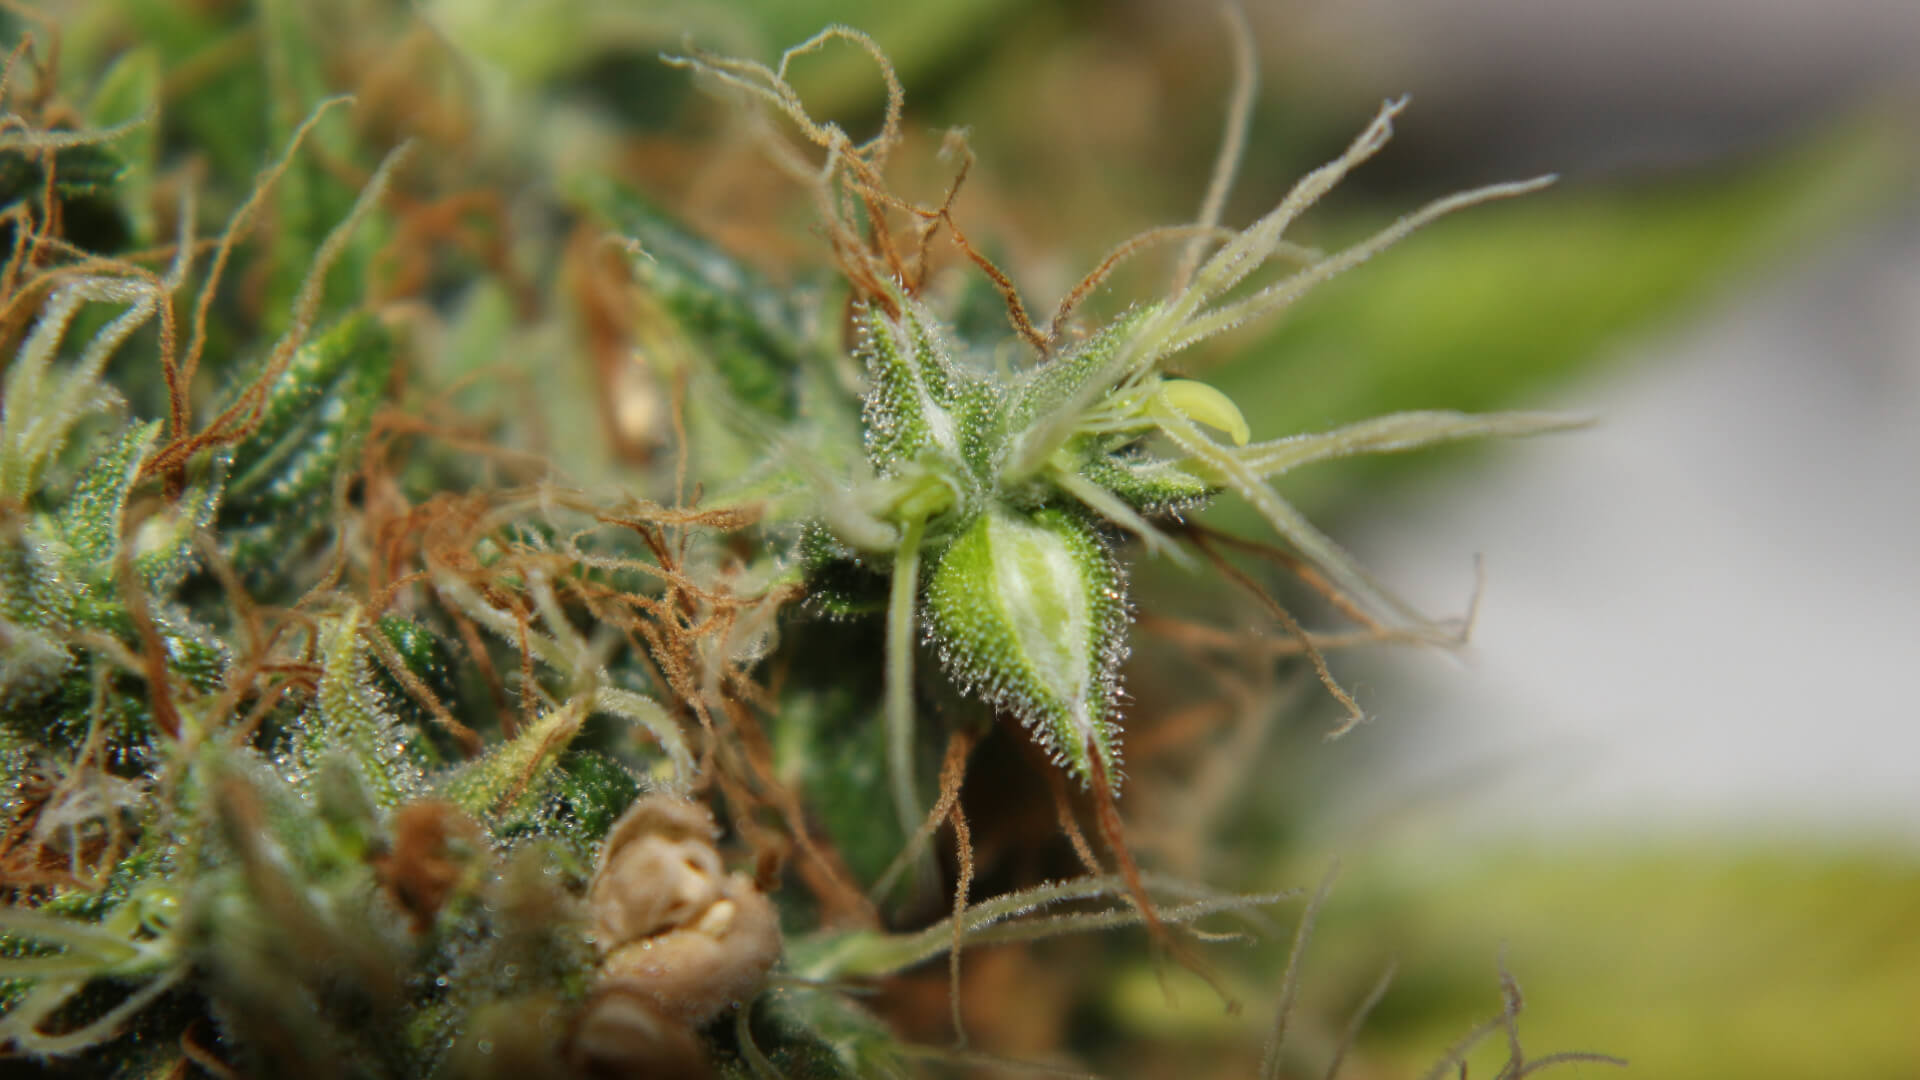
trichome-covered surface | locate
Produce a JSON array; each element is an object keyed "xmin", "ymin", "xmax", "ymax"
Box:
[{"xmin": 0, "ymin": 2, "xmax": 1895, "ymax": 1078}]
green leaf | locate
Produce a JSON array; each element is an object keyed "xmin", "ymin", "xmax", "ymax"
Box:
[
  {"xmin": 57, "ymin": 420, "xmax": 160, "ymax": 568},
  {"xmin": 291, "ymin": 610, "xmax": 425, "ymax": 809},
  {"xmin": 574, "ymin": 179, "xmax": 877, "ymax": 504},
  {"xmin": 131, "ymin": 451, "xmax": 227, "ymax": 595},
  {"xmin": 998, "ymin": 304, "xmax": 1157, "ymax": 480},
  {"xmin": 368, "ymin": 614, "xmax": 461, "ymax": 760},
  {"xmin": 439, "ymin": 701, "xmax": 584, "ymax": 830},
  {"xmin": 856, "ymin": 299, "xmax": 998, "ymax": 484},
  {"xmin": 579, "ymin": 180, "xmax": 811, "ymax": 422},
  {"xmin": 222, "ymin": 314, "xmax": 393, "ymax": 568},
  {"xmin": 0, "ymin": 142, "xmax": 127, "ymax": 205},
  {"xmin": 1076, "ymin": 449, "xmax": 1212, "ymax": 515},
  {"xmin": 542, "ymin": 751, "xmax": 641, "ymax": 848}
]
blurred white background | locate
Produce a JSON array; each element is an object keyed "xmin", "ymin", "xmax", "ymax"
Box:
[
  {"xmin": 1290, "ymin": 0, "xmax": 1920, "ymax": 844},
  {"xmin": 1355, "ymin": 215, "xmax": 1920, "ymax": 841}
]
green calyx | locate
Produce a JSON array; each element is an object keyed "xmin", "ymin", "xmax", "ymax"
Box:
[{"xmin": 924, "ymin": 507, "xmax": 1126, "ymax": 790}]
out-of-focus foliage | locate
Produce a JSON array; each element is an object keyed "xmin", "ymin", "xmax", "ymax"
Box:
[{"xmin": 1307, "ymin": 845, "xmax": 1920, "ymax": 1080}]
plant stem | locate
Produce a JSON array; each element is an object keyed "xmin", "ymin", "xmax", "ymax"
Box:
[{"xmin": 885, "ymin": 515, "xmax": 928, "ymax": 841}]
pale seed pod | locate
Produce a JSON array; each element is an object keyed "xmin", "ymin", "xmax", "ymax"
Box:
[
  {"xmin": 570, "ymin": 795, "xmax": 782, "ymax": 1075},
  {"xmin": 585, "ymin": 796, "xmax": 729, "ymax": 947}
]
